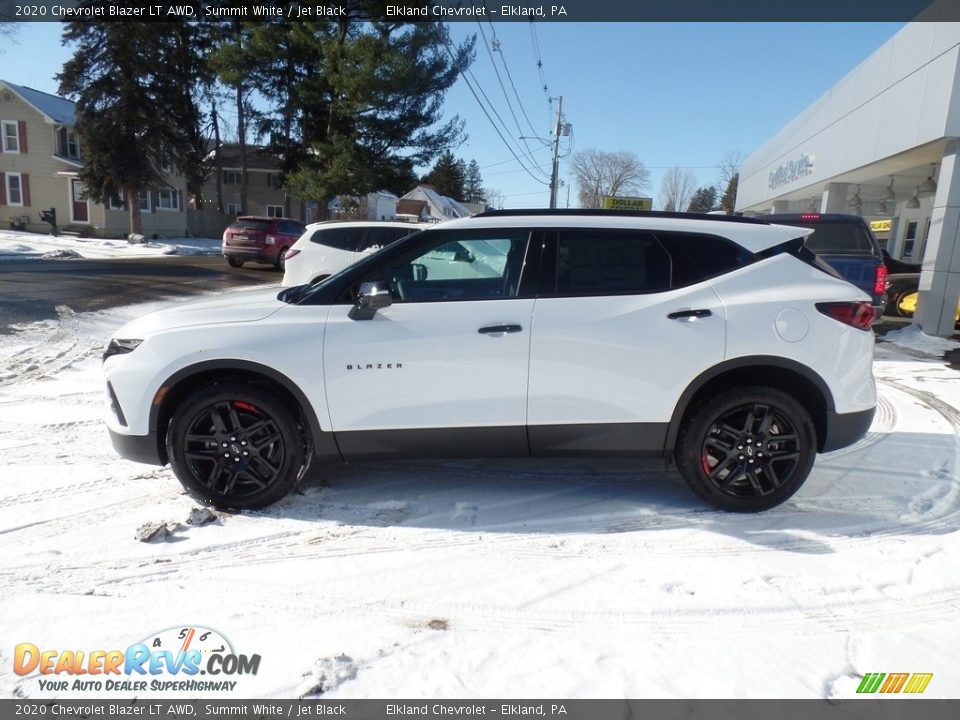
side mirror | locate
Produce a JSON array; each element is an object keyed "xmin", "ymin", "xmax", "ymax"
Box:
[{"xmin": 349, "ymin": 281, "xmax": 393, "ymax": 320}]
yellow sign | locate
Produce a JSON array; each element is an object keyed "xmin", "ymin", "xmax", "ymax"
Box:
[
  {"xmin": 870, "ymin": 219, "xmax": 892, "ymax": 232},
  {"xmin": 602, "ymin": 196, "xmax": 653, "ymax": 211}
]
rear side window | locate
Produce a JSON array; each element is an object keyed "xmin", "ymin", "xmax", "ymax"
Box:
[
  {"xmin": 229, "ymin": 220, "xmax": 271, "ymax": 233},
  {"xmin": 359, "ymin": 226, "xmax": 418, "ymax": 252},
  {"xmin": 785, "ymin": 222, "xmax": 875, "ymax": 256},
  {"xmin": 656, "ymin": 233, "xmax": 754, "ymax": 287},
  {"xmin": 556, "ymin": 230, "xmax": 672, "ymax": 295},
  {"xmin": 310, "ymin": 227, "xmax": 362, "ymax": 251},
  {"xmin": 279, "ymin": 220, "xmax": 305, "ymax": 236}
]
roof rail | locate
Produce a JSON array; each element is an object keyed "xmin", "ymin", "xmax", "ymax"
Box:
[{"xmin": 474, "ymin": 208, "xmax": 765, "ymax": 224}]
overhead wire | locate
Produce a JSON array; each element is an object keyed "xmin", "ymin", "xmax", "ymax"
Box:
[{"xmin": 441, "ymin": 32, "xmax": 550, "ymax": 186}]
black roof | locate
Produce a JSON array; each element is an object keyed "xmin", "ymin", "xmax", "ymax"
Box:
[{"xmin": 475, "ymin": 208, "xmax": 765, "ymax": 224}]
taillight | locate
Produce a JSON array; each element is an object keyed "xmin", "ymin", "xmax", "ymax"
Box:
[
  {"xmin": 816, "ymin": 302, "xmax": 875, "ymax": 331},
  {"xmin": 874, "ymin": 264, "xmax": 888, "ymax": 296},
  {"xmin": 285, "ymin": 248, "xmax": 301, "ymax": 261}
]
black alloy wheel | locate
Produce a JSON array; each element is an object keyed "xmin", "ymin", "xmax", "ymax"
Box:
[
  {"xmin": 166, "ymin": 383, "xmax": 306, "ymax": 509},
  {"xmin": 676, "ymin": 386, "xmax": 816, "ymax": 512}
]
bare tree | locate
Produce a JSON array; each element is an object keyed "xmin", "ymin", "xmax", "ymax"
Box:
[
  {"xmin": 571, "ymin": 149, "xmax": 650, "ymax": 208},
  {"xmin": 715, "ymin": 150, "xmax": 743, "ymax": 211},
  {"xmin": 658, "ymin": 166, "xmax": 698, "ymax": 212}
]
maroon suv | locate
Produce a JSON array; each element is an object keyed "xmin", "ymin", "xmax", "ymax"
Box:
[{"xmin": 222, "ymin": 216, "xmax": 306, "ymax": 270}]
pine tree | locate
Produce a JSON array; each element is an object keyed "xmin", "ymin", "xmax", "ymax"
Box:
[
  {"xmin": 279, "ymin": 17, "xmax": 474, "ymax": 202},
  {"xmin": 463, "ymin": 160, "xmax": 485, "ymax": 203},
  {"xmin": 687, "ymin": 186, "xmax": 718, "ymax": 213},
  {"xmin": 720, "ymin": 172, "xmax": 739, "ymax": 214},
  {"xmin": 423, "ymin": 150, "xmax": 466, "ymax": 199},
  {"xmin": 58, "ymin": 19, "xmax": 205, "ymax": 234}
]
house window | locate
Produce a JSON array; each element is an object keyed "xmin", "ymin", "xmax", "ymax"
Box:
[
  {"xmin": 227, "ymin": 202, "xmax": 241, "ymax": 215},
  {"xmin": 158, "ymin": 188, "xmax": 180, "ymax": 211},
  {"xmin": 66, "ymin": 129, "xmax": 80, "ymax": 159},
  {"xmin": 266, "ymin": 205, "xmax": 283, "ymax": 218},
  {"xmin": 109, "ymin": 192, "xmax": 125, "ymax": 211},
  {"xmin": 223, "ymin": 170, "xmax": 241, "ymax": 185},
  {"xmin": 6, "ymin": 173, "xmax": 23, "ymax": 205},
  {"xmin": 267, "ymin": 173, "xmax": 281, "ymax": 189},
  {"xmin": 2, "ymin": 121, "xmax": 19, "ymax": 153},
  {"xmin": 139, "ymin": 191, "xmax": 151, "ymax": 212}
]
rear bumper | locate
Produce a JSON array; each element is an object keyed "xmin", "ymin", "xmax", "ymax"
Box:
[
  {"xmin": 222, "ymin": 246, "xmax": 274, "ymax": 262},
  {"xmin": 821, "ymin": 406, "xmax": 875, "ymax": 453},
  {"xmin": 109, "ymin": 429, "xmax": 165, "ymax": 466}
]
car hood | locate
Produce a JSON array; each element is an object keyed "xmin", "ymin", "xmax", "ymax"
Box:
[{"xmin": 114, "ymin": 287, "xmax": 286, "ymax": 338}]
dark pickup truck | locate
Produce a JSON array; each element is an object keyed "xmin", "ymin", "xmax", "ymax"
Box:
[{"xmin": 765, "ymin": 213, "xmax": 887, "ymax": 316}]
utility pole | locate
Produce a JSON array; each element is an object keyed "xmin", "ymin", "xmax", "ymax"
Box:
[{"xmin": 549, "ymin": 96, "xmax": 563, "ymax": 209}]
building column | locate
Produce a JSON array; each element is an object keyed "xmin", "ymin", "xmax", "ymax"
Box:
[
  {"xmin": 820, "ymin": 183, "xmax": 851, "ymax": 213},
  {"xmin": 917, "ymin": 140, "xmax": 960, "ymax": 338}
]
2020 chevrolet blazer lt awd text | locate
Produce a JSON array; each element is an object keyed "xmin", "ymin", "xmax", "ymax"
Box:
[{"xmin": 103, "ymin": 210, "xmax": 877, "ymax": 512}]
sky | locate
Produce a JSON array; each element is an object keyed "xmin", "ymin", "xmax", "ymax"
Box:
[{"xmin": 2, "ymin": 21, "xmax": 906, "ymax": 208}]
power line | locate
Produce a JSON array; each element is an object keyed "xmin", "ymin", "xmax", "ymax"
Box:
[
  {"xmin": 475, "ymin": 21, "xmax": 545, "ymax": 168},
  {"xmin": 485, "ymin": 20, "xmax": 545, "ymax": 142},
  {"xmin": 441, "ymin": 34, "xmax": 549, "ymax": 186}
]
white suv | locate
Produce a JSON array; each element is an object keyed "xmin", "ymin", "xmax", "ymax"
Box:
[
  {"xmin": 281, "ymin": 220, "xmax": 428, "ymax": 287},
  {"xmin": 103, "ymin": 210, "xmax": 876, "ymax": 512}
]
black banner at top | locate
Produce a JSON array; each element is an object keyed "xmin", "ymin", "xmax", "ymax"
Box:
[{"xmin": 0, "ymin": 0, "xmax": 958, "ymax": 22}]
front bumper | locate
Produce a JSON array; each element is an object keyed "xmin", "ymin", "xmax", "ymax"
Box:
[
  {"xmin": 821, "ymin": 406, "xmax": 875, "ymax": 453},
  {"xmin": 109, "ymin": 429, "xmax": 165, "ymax": 466}
]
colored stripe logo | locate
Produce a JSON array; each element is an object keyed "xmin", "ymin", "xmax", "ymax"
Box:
[{"xmin": 857, "ymin": 673, "xmax": 933, "ymax": 694}]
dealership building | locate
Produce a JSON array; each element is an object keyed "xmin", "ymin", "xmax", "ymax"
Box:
[{"xmin": 737, "ymin": 21, "xmax": 960, "ymax": 336}]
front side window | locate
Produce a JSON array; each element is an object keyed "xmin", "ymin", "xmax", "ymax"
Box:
[
  {"xmin": 351, "ymin": 230, "xmax": 529, "ymax": 303},
  {"xmin": 2, "ymin": 121, "xmax": 19, "ymax": 153},
  {"xmin": 6, "ymin": 173, "xmax": 22, "ymax": 205},
  {"xmin": 555, "ymin": 230, "xmax": 671, "ymax": 296}
]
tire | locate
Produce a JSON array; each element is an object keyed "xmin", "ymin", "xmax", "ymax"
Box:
[
  {"xmin": 166, "ymin": 382, "xmax": 307, "ymax": 509},
  {"xmin": 675, "ymin": 386, "xmax": 816, "ymax": 512},
  {"xmin": 227, "ymin": 257, "xmax": 244, "ymax": 268},
  {"xmin": 274, "ymin": 247, "xmax": 289, "ymax": 272}
]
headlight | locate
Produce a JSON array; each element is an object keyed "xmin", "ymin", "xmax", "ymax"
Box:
[{"xmin": 103, "ymin": 338, "xmax": 143, "ymax": 362}]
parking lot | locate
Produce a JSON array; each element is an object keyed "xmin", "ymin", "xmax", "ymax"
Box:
[{"xmin": 0, "ymin": 253, "xmax": 958, "ymax": 698}]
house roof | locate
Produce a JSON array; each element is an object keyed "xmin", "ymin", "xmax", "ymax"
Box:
[
  {"xmin": 402, "ymin": 185, "xmax": 471, "ymax": 220},
  {"xmin": 1, "ymin": 80, "xmax": 76, "ymax": 125}
]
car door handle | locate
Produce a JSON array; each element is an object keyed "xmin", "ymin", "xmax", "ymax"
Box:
[
  {"xmin": 667, "ymin": 309, "xmax": 712, "ymax": 320},
  {"xmin": 478, "ymin": 324, "xmax": 523, "ymax": 334}
]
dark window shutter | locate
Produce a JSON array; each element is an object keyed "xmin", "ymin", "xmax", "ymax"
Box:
[
  {"xmin": 21, "ymin": 174, "xmax": 30, "ymax": 207},
  {"xmin": 18, "ymin": 121, "xmax": 27, "ymax": 154},
  {"xmin": 59, "ymin": 127, "xmax": 68, "ymax": 156},
  {"xmin": 0, "ymin": 172, "xmax": 6, "ymax": 205},
  {"xmin": 151, "ymin": 190, "xmax": 159, "ymax": 213}
]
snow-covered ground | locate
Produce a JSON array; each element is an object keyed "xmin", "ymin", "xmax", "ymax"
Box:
[
  {"xmin": 1, "ymin": 297, "xmax": 959, "ymax": 699},
  {"xmin": 0, "ymin": 229, "xmax": 220, "ymax": 260}
]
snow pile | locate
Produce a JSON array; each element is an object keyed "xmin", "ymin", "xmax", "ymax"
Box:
[
  {"xmin": 0, "ymin": 229, "xmax": 221, "ymax": 260},
  {"xmin": 881, "ymin": 324, "xmax": 960, "ymax": 354},
  {"xmin": 0, "ymin": 300, "xmax": 959, "ymax": 699}
]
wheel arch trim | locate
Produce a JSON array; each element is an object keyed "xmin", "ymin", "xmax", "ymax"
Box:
[
  {"xmin": 664, "ymin": 356, "xmax": 835, "ymax": 456},
  {"xmin": 148, "ymin": 359, "xmax": 341, "ymax": 464}
]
